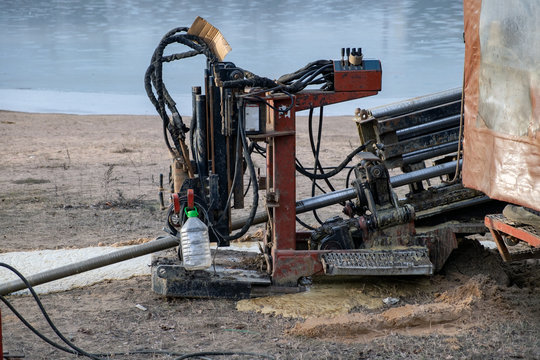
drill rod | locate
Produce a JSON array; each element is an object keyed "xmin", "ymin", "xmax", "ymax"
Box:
[
  {"xmin": 231, "ymin": 159, "xmax": 462, "ymax": 230},
  {"xmin": 369, "ymin": 88, "xmax": 461, "ymax": 119},
  {"xmin": 0, "ymin": 235, "xmax": 179, "ymax": 296}
]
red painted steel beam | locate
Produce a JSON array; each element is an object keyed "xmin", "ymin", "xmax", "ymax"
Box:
[
  {"xmin": 485, "ymin": 215, "xmax": 540, "ymax": 247},
  {"xmin": 293, "ymin": 91, "xmax": 379, "ymax": 111},
  {"xmin": 265, "ymin": 67, "xmax": 381, "ymax": 285},
  {"xmin": 267, "ymin": 97, "xmax": 297, "ymax": 257}
]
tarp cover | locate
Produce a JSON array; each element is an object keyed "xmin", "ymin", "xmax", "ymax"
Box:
[{"xmin": 462, "ymin": 0, "xmax": 540, "ymax": 211}]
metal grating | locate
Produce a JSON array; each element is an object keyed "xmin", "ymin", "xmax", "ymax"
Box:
[{"xmin": 321, "ymin": 248, "xmax": 433, "ymax": 276}]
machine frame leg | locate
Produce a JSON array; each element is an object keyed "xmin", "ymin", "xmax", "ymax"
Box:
[{"xmin": 485, "ymin": 214, "xmax": 540, "ymax": 262}]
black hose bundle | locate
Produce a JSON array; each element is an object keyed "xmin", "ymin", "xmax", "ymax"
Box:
[
  {"xmin": 222, "ymin": 59, "xmax": 334, "ymax": 93},
  {"xmin": 144, "ymin": 27, "xmax": 217, "ymax": 153},
  {"xmin": 295, "ymin": 141, "xmax": 372, "ymax": 180}
]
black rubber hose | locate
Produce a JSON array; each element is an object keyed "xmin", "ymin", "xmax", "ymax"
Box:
[
  {"xmin": 313, "ymin": 107, "xmax": 338, "ymax": 192},
  {"xmin": 0, "ymin": 295, "xmax": 78, "ymax": 355},
  {"xmin": 223, "ymin": 61, "xmax": 333, "ymax": 93},
  {"xmin": 216, "ymin": 122, "xmax": 243, "ymax": 224},
  {"xmin": 277, "ymin": 60, "xmax": 332, "ymax": 83},
  {"xmin": 146, "ymin": 28, "xmax": 195, "ymax": 114},
  {"xmin": 145, "ymin": 28, "xmax": 217, "ymax": 153},
  {"xmin": 308, "ymin": 107, "xmax": 327, "ymax": 224},
  {"xmin": 222, "ymin": 75, "xmax": 278, "ymax": 89},
  {"xmin": 345, "ymin": 163, "xmax": 358, "ymax": 188},
  {"xmin": 287, "ymin": 64, "xmax": 333, "ymax": 92},
  {"xmin": 296, "ymin": 142, "xmax": 371, "ymax": 180},
  {"xmin": 295, "ymin": 216, "xmax": 317, "ymax": 230},
  {"xmin": 152, "ymin": 36, "xmax": 201, "ymax": 119},
  {"xmin": 211, "ymin": 105, "xmax": 259, "ymax": 241},
  {"xmin": 0, "ymin": 263, "xmax": 106, "ymax": 360},
  {"xmin": 0, "ymin": 262, "xmax": 272, "ymax": 360}
]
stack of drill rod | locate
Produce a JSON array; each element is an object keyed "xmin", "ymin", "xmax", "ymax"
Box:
[
  {"xmin": 357, "ymin": 88, "xmax": 462, "ymax": 170},
  {"xmin": 356, "ymin": 88, "xmax": 493, "ymax": 220}
]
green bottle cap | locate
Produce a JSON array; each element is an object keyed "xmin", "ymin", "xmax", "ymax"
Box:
[{"xmin": 185, "ymin": 207, "xmax": 199, "ymax": 218}]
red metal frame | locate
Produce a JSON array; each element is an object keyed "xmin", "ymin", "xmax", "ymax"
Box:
[
  {"xmin": 485, "ymin": 214, "xmax": 540, "ymax": 262},
  {"xmin": 261, "ymin": 66, "xmax": 382, "ymax": 285}
]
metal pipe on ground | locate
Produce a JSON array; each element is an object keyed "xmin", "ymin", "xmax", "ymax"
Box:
[
  {"xmin": 369, "ymin": 88, "xmax": 461, "ymax": 119},
  {"xmin": 0, "ymin": 235, "xmax": 180, "ymax": 296}
]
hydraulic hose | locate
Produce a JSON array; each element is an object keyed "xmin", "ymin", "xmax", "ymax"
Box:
[{"xmin": 295, "ymin": 141, "xmax": 371, "ymax": 180}]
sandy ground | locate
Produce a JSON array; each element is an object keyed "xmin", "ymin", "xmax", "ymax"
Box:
[{"xmin": 1, "ymin": 110, "xmax": 539, "ymax": 359}]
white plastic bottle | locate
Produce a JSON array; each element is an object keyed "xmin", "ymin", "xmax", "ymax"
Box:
[{"xmin": 180, "ymin": 208, "xmax": 211, "ymax": 270}]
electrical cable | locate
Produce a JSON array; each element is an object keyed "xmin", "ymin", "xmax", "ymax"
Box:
[
  {"xmin": 243, "ymin": 91, "xmax": 295, "ymax": 114},
  {"xmin": 302, "ymin": 166, "xmax": 351, "ymax": 171},
  {"xmin": 447, "ymin": 70, "xmax": 465, "ymax": 183},
  {"xmin": 0, "ymin": 262, "xmax": 274, "ymax": 360},
  {"xmin": 166, "ymin": 193, "xmax": 210, "ymax": 236},
  {"xmin": 0, "ymin": 295, "xmax": 78, "ymax": 355},
  {"xmin": 308, "ymin": 107, "xmax": 325, "ymax": 225},
  {"xmin": 252, "ymin": 143, "xmax": 267, "ymax": 158},
  {"xmin": 243, "ymin": 176, "xmax": 252, "ymax": 197},
  {"xmin": 216, "ymin": 116, "xmax": 243, "ymax": 225}
]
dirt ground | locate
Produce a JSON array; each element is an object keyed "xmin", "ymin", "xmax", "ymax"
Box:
[{"xmin": 1, "ymin": 110, "xmax": 539, "ymax": 359}]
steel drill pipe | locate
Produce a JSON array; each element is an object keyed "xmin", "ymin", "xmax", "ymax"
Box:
[
  {"xmin": 0, "ymin": 235, "xmax": 180, "ymax": 296},
  {"xmin": 231, "ymin": 189, "xmax": 357, "ymax": 230},
  {"xmin": 391, "ymin": 159, "xmax": 462, "ymax": 187},
  {"xmin": 396, "ymin": 114, "xmax": 461, "ymax": 141},
  {"xmin": 232, "ymin": 160, "xmax": 462, "ymax": 230},
  {"xmin": 402, "ymin": 141, "xmax": 460, "ymax": 165},
  {"xmin": 369, "ymin": 88, "xmax": 461, "ymax": 119}
]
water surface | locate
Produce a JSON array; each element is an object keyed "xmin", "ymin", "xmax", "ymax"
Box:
[{"xmin": 0, "ymin": 0, "xmax": 464, "ymax": 115}]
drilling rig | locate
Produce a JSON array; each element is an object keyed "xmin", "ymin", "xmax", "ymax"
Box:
[{"xmin": 148, "ymin": 17, "xmax": 508, "ymax": 298}]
